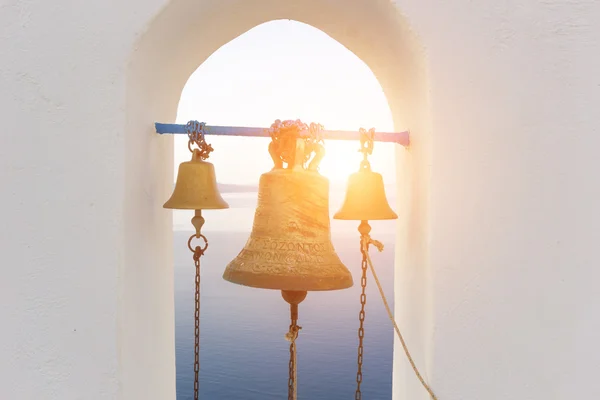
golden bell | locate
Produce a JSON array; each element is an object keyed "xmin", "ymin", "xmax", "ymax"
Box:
[
  {"xmin": 223, "ymin": 168, "xmax": 353, "ymax": 292},
  {"xmin": 164, "ymin": 149, "xmax": 229, "ymax": 210},
  {"xmin": 334, "ymin": 164, "xmax": 398, "ymax": 221}
]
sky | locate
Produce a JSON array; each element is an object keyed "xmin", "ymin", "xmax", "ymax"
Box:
[{"xmin": 174, "ymin": 19, "xmax": 398, "ymax": 185}]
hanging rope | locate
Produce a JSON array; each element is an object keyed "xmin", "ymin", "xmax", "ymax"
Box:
[
  {"xmin": 361, "ymin": 238, "xmax": 438, "ymax": 400},
  {"xmin": 285, "ymin": 304, "xmax": 301, "ymax": 400}
]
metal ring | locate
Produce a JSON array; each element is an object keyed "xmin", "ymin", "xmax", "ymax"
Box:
[{"xmin": 187, "ymin": 234, "xmax": 208, "ymax": 253}]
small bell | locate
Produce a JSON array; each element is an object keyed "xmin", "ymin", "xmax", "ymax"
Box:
[
  {"xmin": 333, "ymin": 166, "xmax": 397, "ymax": 220},
  {"xmin": 164, "ymin": 148, "xmax": 229, "ymax": 210},
  {"xmin": 334, "ymin": 128, "xmax": 397, "ymax": 221},
  {"xmin": 164, "ymin": 121, "xmax": 230, "ymax": 400}
]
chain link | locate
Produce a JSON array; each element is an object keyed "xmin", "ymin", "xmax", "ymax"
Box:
[
  {"xmin": 355, "ymin": 246, "xmax": 368, "ymax": 399},
  {"xmin": 190, "ymin": 235, "xmax": 207, "ymax": 400}
]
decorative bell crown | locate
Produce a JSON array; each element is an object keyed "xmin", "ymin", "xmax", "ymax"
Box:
[
  {"xmin": 334, "ymin": 128, "xmax": 398, "ymax": 221},
  {"xmin": 163, "ymin": 121, "xmax": 229, "ymax": 210},
  {"xmin": 223, "ymin": 119, "xmax": 353, "ymax": 292}
]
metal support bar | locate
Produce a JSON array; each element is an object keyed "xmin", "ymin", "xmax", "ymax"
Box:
[{"xmin": 155, "ymin": 123, "xmax": 410, "ymax": 147}]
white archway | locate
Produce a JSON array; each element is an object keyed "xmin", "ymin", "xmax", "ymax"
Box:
[
  {"xmin": 125, "ymin": 1, "xmax": 431, "ymax": 399},
  {"xmin": 4, "ymin": 0, "xmax": 598, "ymax": 398}
]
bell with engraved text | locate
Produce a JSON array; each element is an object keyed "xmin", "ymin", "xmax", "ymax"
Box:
[{"xmin": 223, "ymin": 120, "xmax": 353, "ymax": 292}]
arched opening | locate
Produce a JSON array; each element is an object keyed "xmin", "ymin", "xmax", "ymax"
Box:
[
  {"xmin": 173, "ymin": 19, "xmax": 397, "ymax": 399},
  {"xmin": 125, "ymin": 2, "xmax": 431, "ymax": 399}
]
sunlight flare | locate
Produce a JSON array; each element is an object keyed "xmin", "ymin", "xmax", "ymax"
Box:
[{"xmin": 175, "ymin": 19, "xmax": 395, "ymax": 185}]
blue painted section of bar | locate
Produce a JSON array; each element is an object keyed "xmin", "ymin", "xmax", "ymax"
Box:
[{"xmin": 154, "ymin": 123, "xmax": 410, "ymax": 146}]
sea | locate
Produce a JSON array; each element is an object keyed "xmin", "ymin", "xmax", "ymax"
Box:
[{"xmin": 173, "ymin": 187, "xmax": 397, "ymax": 399}]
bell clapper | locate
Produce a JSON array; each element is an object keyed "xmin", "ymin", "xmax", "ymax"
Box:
[
  {"xmin": 358, "ymin": 220, "xmax": 384, "ymax": 252},
  {"xmin": 191, "ymin": 209, "xmax": 205, "ymax": 238}
]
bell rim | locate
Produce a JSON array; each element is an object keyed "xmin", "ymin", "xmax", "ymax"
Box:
[
  {"xmin": 333, "ymin": 209, "xmax": 398, "ymax": 221},
  {"xmin": 163, "ymin": 202, "xmax": 230, "ymax": 210},
  {"xmin": 222, "ymin": 268, "xmax": 354, "ymax": 292}
]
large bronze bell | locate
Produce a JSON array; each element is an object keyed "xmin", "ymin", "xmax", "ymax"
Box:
[
  {"xmin": 223, "ymin": 120, "xmax": 353, "ymax": 292},
  {"xmin": 334, "ymin": 128, "xmax": 397, "ymax": 221},
  {"xmin": 164, "ymin": 148, "xmax": 229, "ymax": 210}
]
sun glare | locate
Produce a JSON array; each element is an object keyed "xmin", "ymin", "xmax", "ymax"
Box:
[
  {"xmin": 176, "ymin": 19, "xmax": 395, "ymax": 184},
  {"xmin": 318, "ymin": 140, "xmax": 363, "ymax": 181}
]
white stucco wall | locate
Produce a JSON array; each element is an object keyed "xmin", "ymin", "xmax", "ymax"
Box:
[{"xmin": 1, "ymin": 0, "xmax": 599, "ymax": 399}]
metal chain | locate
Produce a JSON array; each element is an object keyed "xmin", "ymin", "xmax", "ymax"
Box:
[
  {"xmin": 355, "ymin": 245, "xmax": 368, "ymax": 399},
  {"xmin": 185, "ymin": 120, "xmax": 213, "ymax": 159},
  {"xmin": 189, "ymin": 233, "xmax": 208, "ymax": 400}
]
